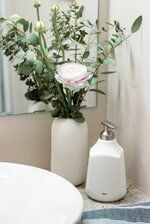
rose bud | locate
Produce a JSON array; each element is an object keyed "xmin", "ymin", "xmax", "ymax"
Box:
[
  {"xmin": 34, "ymin": 21, "xmax": 46, "ymax": 32},
  {"xmin": 51, "ymin": 5, "xmax": 59, "ymax": 12},
  {"xmin": 33, "ymin": 1, "xmax": 41, "ymax": 8}
]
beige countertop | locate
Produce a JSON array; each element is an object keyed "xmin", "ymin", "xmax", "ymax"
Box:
[{"xmin": 78, "ymin": 183, "xmax": 150, "ymax": 211}]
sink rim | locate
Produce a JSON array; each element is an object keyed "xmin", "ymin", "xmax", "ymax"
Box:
[{"xmin": 0, "ymin": 162, "xmax": 84, "ymax": 224}]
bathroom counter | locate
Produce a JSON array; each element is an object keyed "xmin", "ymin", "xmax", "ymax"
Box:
[{"xmin": 78, "ymin": 183, "xmax": 150, "ymax": 211}]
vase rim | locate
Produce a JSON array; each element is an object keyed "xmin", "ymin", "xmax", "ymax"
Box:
[
  {"xmin": 54, "ymin": 117, "xmax": 87, "ymax": 123},
  {"xmin": 55, "ymin": 117, "xmax": 85, "ymax": 120}
]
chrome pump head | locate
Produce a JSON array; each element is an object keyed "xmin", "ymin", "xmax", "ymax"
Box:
[{"xmin": 100, "ymin": 121, "xmax": 117, "ymax": 141}]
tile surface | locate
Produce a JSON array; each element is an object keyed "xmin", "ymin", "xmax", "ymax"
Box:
[{"xmin": 78, "ymin": 183, "xmax": 150, "ymax": 211}]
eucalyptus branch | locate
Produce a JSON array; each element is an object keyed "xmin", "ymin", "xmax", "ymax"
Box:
[
  {"xmin": 74, "ymin": 15, "xmax": 78, "ymax": 62},
  {"xmin": 52, "ymin": 11, "xmax": 65, "ymax": 62},
  {"xmin": 106, "ymin": 35, "xmax": 131, "ymax": 57},
  {"xmin": 35, "ymin": 6, "xmax": 69, "ymax": 116},
  {"xmin": 86, "ymin": 36, "xmax": 97, "ymax": 51},
  {"xmin": 38, "ymin": 32, "xmax": 69, "ymax": 117},
  {"xmin": 76, "ymin": 95, "xmax": 83, "ymax": 106},
  {"xmin": 76, "ymin": 88, "xmax": 88, "ymax": 107},
  {"xmin": 6, "ymin": 22, "xmax": 25, "ymax": 35},
  {"xmin": 93, "ymin": 34, "xmax": 132, "ymax": 75},
  {"xmin": 32, "ymin": 72, "xmax": 39, "ymax": 90}
]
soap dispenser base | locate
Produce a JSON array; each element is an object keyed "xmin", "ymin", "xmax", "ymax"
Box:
[{"xmin": 86, "ymin": 188, "xmax": 127, "ymax": 202}]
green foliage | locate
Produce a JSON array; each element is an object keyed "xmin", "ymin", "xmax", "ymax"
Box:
[
  {"xmin": 101, "ymin": 71, "xmax": 116, "ymax": 75},
  {"xmin": 82, "ymin": 51, "xmax": 90, "ymax": 59},
  {"xmin": 90, "ymin": 77, "xmax": 98, "ymax": 85},
  {"xmin": 12, "ymin": 50, "xmax": 25, "ymax": 66},
  {"xmin": 103, "ymin": 58, "xmax": 116, "ymax": 66},
  {"xmin": 74, "ymin": 117, "xmax": 85, "ymax": 123},
  {"xmin": 26, "ymin": 50, "xmax": 35, "ymax": 62},
  {"xmin": 26, "ymin": 33, "xmax": 39, "ymax": 46},
  {"xmin": 16, "ymin": 19, "xmax": 29, "ymax": 32},
  {"xmin": 131, "ymin": 16, "xmax": 143, "ymax": 33},
  {"xmin": 90, "ymin": 89, "xmax": 105, "ymax": 95},
  {"xmin": 89, "ymin": 27, "xmax": 100, "ymax": 35},
  {"xmin": 40, "ymin": 92, "xmax": 52, "ymax": 100},
  {"xmin": 34, "ymin": 60, "xmax": 44, "ymax": 74},
  {"xmin": 76, "ymin": 5, "xmax": 84, "ymax": 19},
  {"xmin": 50, "ymin": 107, "xmax": 61, "ymax": 117},
  {"xmin": 18, "ymin": 61, "xmax": 33, "ymax": 76},
  {"xmin": 0, "ymin": 2, "xmax": 142, "ymax": 122},
  {"xmin": 0, "ymin": 18, "xmax": 6, "ymax": 24},
  {"xmin": 25, "ymin": 89, "xmax": 39, "ymax": 101}
]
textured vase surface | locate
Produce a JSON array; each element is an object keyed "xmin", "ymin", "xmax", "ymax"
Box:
[{"xmin": 51, "ymin": 118, "xmax": 88, "ymax": 186}]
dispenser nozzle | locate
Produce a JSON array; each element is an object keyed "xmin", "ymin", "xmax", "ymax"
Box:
[
  {"xmin": 101, "ymin": 121, "xmax": 117, "ymax": 130},
  {"xmin": 100, "ymin": 121, "xmax": 117, "ymax": 141}
]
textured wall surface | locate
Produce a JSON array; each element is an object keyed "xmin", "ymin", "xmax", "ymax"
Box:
[{"xmin": 107, "ymin": 0, "xmax": 150, "ymax": 194}]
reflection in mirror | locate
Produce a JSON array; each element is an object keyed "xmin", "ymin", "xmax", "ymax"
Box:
[
  {"xmin": 0, "ymin": 0, "xmax": 98, "ymax": 116},
  {"xmin": 0, "ymin": 52, "xmax": 4, "ymax": 114}
]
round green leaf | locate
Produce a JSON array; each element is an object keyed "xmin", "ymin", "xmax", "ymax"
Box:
[
  {"xmin": 26, "ymin": 50, "xmax": 35, "ymax": 62},
  {"xmin": 74, "ymin": 117, "xmax": 85, "ymax": 123},
  {"xmin": 35, "ymin": 60, "xmax": 44, "ymax": 74},
  {"xmin": 82, "ymin": 51, "xmax": 90, "ymax": 59},
  {"xmin": 90, "ymin": 77, "xmax": 98, "ymax": 85},
  {"xmin": 12, "ymin": 50, "xmax": 25, "ymax": 66},
  {"xmin": 18, "ymin": 61, "xmax": 33, "ymax": 76},
  {"xmin": 16, "ymin": 19, "xmax": 29, "ymax": 32},
  {"xmin": 26, "ymin": 33, "xmax": 39, "ymax": 46}
]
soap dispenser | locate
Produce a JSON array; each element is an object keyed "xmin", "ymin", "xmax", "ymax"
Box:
[{"xmin": 86, "ymin": 121, "xmax": 126, "ymax": 202}]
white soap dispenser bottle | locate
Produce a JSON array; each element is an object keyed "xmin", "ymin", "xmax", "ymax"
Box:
[{"xmin": 86, "ymin": 121, "xmax": 126, "ymax": 202}]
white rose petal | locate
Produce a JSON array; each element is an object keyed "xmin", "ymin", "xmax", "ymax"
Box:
[
  {"xmin": 56, "ymin": 63, "xmax": 92, "ymax": 91},
  {"xmin": 59, "ymin": 63, "xmax": 87, "ymax": 81}
]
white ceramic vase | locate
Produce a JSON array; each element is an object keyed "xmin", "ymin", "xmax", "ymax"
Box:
[{"xmin": 51, "ymin": 118, "xmax": 88, "ymax": 186}]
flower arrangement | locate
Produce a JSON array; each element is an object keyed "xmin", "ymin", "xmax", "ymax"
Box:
[{"xmin": 0, "ymin": 1, "xmax": 142, "ymax": 122}]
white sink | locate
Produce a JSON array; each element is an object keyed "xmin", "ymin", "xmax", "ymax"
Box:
[{"xmin": 0, "ymin": 163, "xmax": 83, "ymax": 224}]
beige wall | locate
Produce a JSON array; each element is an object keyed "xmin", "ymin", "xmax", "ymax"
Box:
[
  {"xmin": 0, "ymin": 113, "xmax": 51, "ymax": 169},
  {"xmin": 107, "ymin": 0, "xmax": 150, "ymax": 194},
  {"xmin": 0, "ymin": 98, "xmax": 106, "ymax": 169}
]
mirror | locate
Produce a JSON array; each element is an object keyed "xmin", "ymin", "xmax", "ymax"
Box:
[{"xmin": 0, "ymin": 0, "xmax": 98, "ymax": 115}]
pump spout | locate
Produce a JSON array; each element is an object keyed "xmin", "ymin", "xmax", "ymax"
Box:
[{"xmin": 100, "ymin": 121, "xmax": 117, "ymax": 141}]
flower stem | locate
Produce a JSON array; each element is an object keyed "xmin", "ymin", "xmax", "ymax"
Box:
[
  {"xmin": 53, "ymin": 11, "xmax": 65, "ymax": 62},
  {"xmin": 36, "ymin": 8, "xmax": 40, "ymax": 21},
  {"xmin": 74, "ymin": 16, "xmax": 78, "ymax": 62},
  {"xmin": 38, "ymin": 33, "xmax": 69, "ymax": 117},
  {"xmin": 35, "ymin": 5, "xmax": 69, "ymax": 117},
  {"xmin": 41, "ymin": 33, "xmax": 47, "ymax": 48}
]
